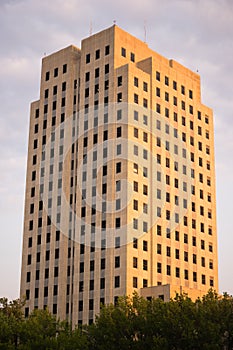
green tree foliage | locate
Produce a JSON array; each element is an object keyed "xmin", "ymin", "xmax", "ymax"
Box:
[
  {"xmin": 1, "ymin": 290, "xmax": 233, "ymax": 349},
  {"xmin": 0, "ymin": 297, "xmax": 25, "ymax": 349}
]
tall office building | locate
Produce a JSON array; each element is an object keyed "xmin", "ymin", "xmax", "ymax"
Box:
[{"xmin": 20, "ymin": 25, "xmax": 218, "ymax": 325}]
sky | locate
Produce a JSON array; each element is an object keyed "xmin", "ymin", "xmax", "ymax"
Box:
[{"xmin": 0, "ymin": 0, "xmax": 232, "ymax": 299}]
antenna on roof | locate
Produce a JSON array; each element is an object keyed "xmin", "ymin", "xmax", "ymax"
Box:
[
  {"xmin": 144, "ymin": 20, "xmax": 147, "ymax": 43},
  {"xmin": 113, "ymin": 20, "xmax": 116, "ymax": 25},
  {"xmin": 89, "ymin": 21, "xmax": 92, "ymax": 36}
]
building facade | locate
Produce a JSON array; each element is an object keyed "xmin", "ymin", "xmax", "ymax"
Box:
[{"xmin": 20, "ymin": 25, "xmax": 218, "ymax": 325}]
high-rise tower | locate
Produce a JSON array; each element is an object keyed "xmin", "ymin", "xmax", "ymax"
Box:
[{"xmin": 20, "ymin": 25, "xmax": 218, "ymax": 325}]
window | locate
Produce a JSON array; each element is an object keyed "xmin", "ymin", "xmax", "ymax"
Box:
[
  {"xmin": 100, "ymin": 278, "xmax": 105, "ymax": 289},
  {"xmin": 63, "ymin": 64, "xmax": 67, "ymax": 73},
  {"xmin": 134, "ymin": 94, "xmax": 138, "ymax": 104},
  {"xmin": 193, "ymin": 254, "xmax": 197, "ymax": 264},
  {"xmin": 134, "ymin": 77, "xmax": 138, "ymax": 87},
  {"xmin": 61, "ymin": 97, "xmax": 66, "ymax": 107},
  {"xmin": 105, "ymin": 45, "xmax": 110, "ymax": 55},
  {"xmin": 143, "ymin": 203, "xmax": 148, "ymax": 214},
  {"xmin": 157, "ymin": 262, "xmax": 162, "ymax": 273},
  {"xmin": 134, "ymin": 145, "xmax": 138, "ymax": 156},
  {"xmin": 133, "ymin": 200, "xmax": 138, "ymax": 211},
  {"xmin": 62, "ymin": 81, "xmax": 66, "ymax": 91},
  {"xmin": 133, "ymin": 238, "xmax": 138, "ymax": 249},
  {"xmin": 130, "ymin": 52, "xmax": 135, "ymax": 62},
  {"xmin": 143, "ymin": 240, "xmax": 148, "ymax": 251},
  {"xmin": 117, "ymin": 92, "xmax": 122, "ymax": 102},
  {"xmin": 115, "ymin": 256, "xmax": 120, "ymax": 268},
  {"xmin": 143, "ymin": 149, "xmax": 148, "ymax": 160},
  {"xmin": 115, "ymin": 218, "xmax": 121, "ymax": 228},
  {"xmin": 78, "ymin": 300, "xmax": 83, "ymax": 312},
  {"xmin": 116, "ymin": 162, "xmax": 121, "ymax": 173},
  {"xmin": 193, "ymin": 272, "xmax": 197, "ymax": 282},
  {"xmin": 143, "ymin": 259, "xmax": 148, "ymax": 270},
  {"xmin": 143, "ymin": 185, "xmax": 148, "ymax": 195},
  {"xmin": 202, "ymin": 275, "xmax": 206, "ymax": 285},
  {"xmin": 176, "ymin": 267, "xmax": 180, "ymax": 278},
  {"xmin": 118, "ymin": 76, "xmax": 122, "ymax": 86},
  {"xmin": 209, "ymin": 260, "xmax": 213, "ymax": 269},
  {"xmin": 95, "ymin": 49, "xmax": 100, "ymax": 60},
  {"xmin": 89, "ymin": 280, "xmax": 94, "ymax": 291},
  {"xmin": 165, "ymin": 76, "xmax": 169, "ymax": 86},
  {"xmin": 101, "ymin": 258, "xmax": 106, "ymax": 270},
  {"xmin": 121, "ymin": 47, "xmax": 126, "ymax": 57},
  {"xmin": 89, "ymin": 299, "xmax": 94, "ymax": 311},
  {"xmin": 156, "ymin": 71, "xmax": 160, "ymax": 81},
  {"xmin": 143, "ymin": 167, "xmax": 148, "ymax": 177},
  {"xmin": 142, "ymin": 221, "xmax": 148, "ymax": 232},
  {"xmin": 133, "ymin": 277, "xmax": 138, "ymax": 288},
  {"xmin": 105, "ymin": 64, "xmax": 109, "ymax": 74},
  {"xmin": 116, "ymin": 180, "xmax": 121, "ymax": 191},
  {"xmin": 143, "ymin": 82, "xmax": 148, "ymax": 92},
  {"xmin": 116, "ymin": 110, "xmax": 122, "ymax": 121},
  {"xmin": 102, "ymin": 183, "xmax": 107, "ymax": 195},
  {"xmin": 175, "ymin": 249, "xmax": 179, "ymax": 259},
  {"xmin": 143, "ymin": 115, "xmax": 148, "ymax": 125},
  {"xmin": 45, "ymin": 71, "xmax": 50, "ymax": 81},
  {"xmin": 143, "ymin": 132, "xmax": 148, "ymax": 142},
  {"xmin": 133, "ymin": 163, "xmax": 138, "ymax": 174},
  {"xmin": 86, "ymin": 53, "xmax": 90, "ymax": 64},
  {"xmin": 55, "ymin": 248, "xmax": 59, "ymax": 259},
  {"xmin": 95, "ymin": 68, "xmax": 99, "ymax": 78},
  {"xmin": 157, "ymin": 244, "xmax": 162, "ymax": 254},
  {"xmin": 115, "ymin": 237, "xmax": 121, "ymax": 248},
  {"xmin": 134, "ymin": 110, "xmax": 138, "ymax": 121},
  {"xmin": 115, "ymin": 276, "xmax": 120, "ymax": 288},
  {"xmin": 143, "ymin": 98, "xmax": 148, "ymax": 108},
  {"xmin": 143, "ymin": 279, "xmax": 148, "ymax": 288},
  {"xmin": 117, "ymin": 127, "xmax": 122, "ymax": 137}
]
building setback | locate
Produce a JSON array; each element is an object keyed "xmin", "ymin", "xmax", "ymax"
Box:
[{"xmin": 20, "ymin": 25, "xmax": 218, "ymax": 325}]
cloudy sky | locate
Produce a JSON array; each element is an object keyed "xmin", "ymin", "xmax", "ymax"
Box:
[{"xmin": 0, "ymin": 0, "xmax": 232, "ymax": 299}]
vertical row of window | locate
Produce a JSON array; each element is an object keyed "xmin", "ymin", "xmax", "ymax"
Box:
[{"xmin": 26, "ymin": 59, "xmax": 79, "ymax": 317}]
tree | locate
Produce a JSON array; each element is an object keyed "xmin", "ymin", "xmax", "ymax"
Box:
[
  {"xmin": 19, "ymin": 308, "xmax": 58, "ymax": 349},
  {"xmin": 0, "ymin": 297, "xmax": 25, "ymax": 348},
  {"xmin": 1, "ymin": 291, "xmax": 233, "ymax": 349}
]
